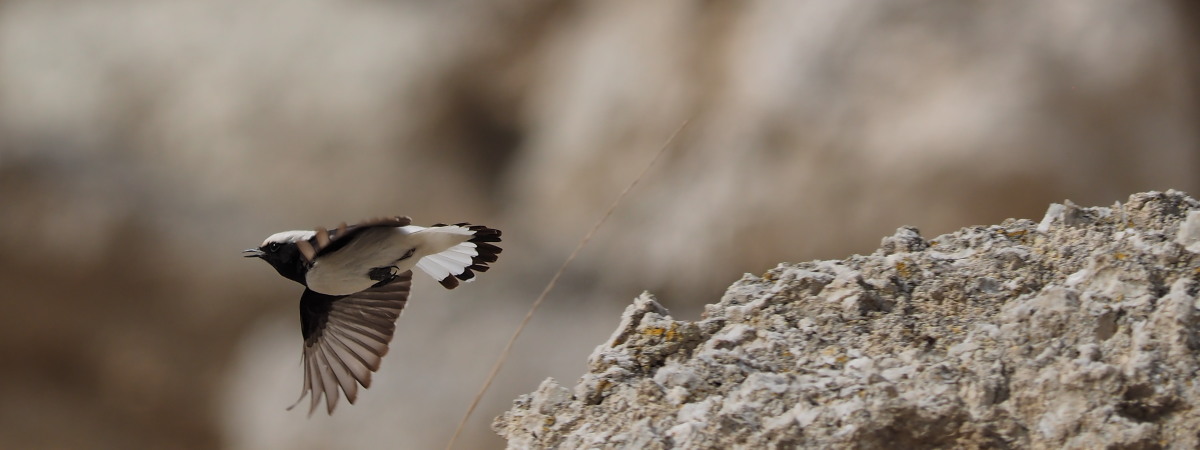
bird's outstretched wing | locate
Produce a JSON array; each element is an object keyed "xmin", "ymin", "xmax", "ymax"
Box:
[
  {"xmin": 295, "ymin": 216, "xmax": 413, "ymax": 264},
  {"xmin": 289, "ymin": 270, "xmax": 413, "ymax": 415}
]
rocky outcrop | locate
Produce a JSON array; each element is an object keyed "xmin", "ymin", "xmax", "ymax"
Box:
[{"xmin": 495, "ymin": 191, "xmax": 1200, "ymax": 448}]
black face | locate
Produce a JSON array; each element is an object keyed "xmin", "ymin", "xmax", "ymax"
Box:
[{"xmin": 247, "ymin": 241, "xmax": 308, "ymax": 285}]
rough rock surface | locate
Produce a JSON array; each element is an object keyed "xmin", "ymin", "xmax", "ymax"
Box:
[{"xmin": 495, "ymin": 191, "xmax": 1200, "ymax": 449}]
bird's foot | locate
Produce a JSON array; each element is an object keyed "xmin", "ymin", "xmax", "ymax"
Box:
[{"xmin": 368, "ymin": 266, "xmax": 399, "ymax": 283}]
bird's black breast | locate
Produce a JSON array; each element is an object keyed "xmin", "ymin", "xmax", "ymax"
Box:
[{"xmin": 299, "ymin": 289, "xmax": 343, "ymax": 343}]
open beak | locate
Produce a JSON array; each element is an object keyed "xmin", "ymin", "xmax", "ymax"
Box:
[{"xmin": 243, "ymin": 248, "xmax": 264, "ymax": 258}]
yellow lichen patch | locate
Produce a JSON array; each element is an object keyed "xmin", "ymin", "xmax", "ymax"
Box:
[
  {"xmin": 642, "ymin": 323, "xmax": 682, "ymax": 341},
  {"xmin": 895, "ymin": 261, "xmax": 913, "ymax": 278},
  {"xmin": 1114, "ymin": 253, "xmax": 1128, "ymax": 261},
  {"xmin": 835, "ymin": 355, "xmax": 849, "ymax": 365},
  {"xmin": 1006, "ymin": 229, "xmax": 1027, "ymax": 238},
  {"xmin": 762, "ymin": 271, "xmax": 777, "ymax": 281}
]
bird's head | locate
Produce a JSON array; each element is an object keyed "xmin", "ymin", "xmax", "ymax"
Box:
[{"xmin": 244, "ymin": 230, "xmax": 316, "ymax": 284}]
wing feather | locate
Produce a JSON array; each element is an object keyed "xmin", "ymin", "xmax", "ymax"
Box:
[
  {"xmin": 314, "ymin": 344, "xmax": 341, "ymax": 414},
  {"xmin": 290, "ymin": 271, "xmax": 412, "ymax": 415},
  {"xmin": 323, "ymin": 329, "xmax": 374, "ymax": 388},
  {"xmin": 300, "ymin": 216, "xmax": 412, "ymax": 263},
  {"xmin": 325, "ymin": 326, "xmax": 384, "ymax": 373},
  {"xmin": 317, "ymin": 337, "xmax": 360, "ymax": 404}
]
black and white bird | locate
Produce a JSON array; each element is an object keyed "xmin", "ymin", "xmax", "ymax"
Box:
[{"xmin": 243, "ymin": 216, "xmax": 501, "ymax": 415}]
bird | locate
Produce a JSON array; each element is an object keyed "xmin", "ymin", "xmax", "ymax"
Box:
[{"xmin": 243, "ymin": 216, "xmax": 501, "ymax": 415}]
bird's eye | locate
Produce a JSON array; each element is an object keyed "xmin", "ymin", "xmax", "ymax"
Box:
[{"xmin": 265, "ymin": 243, "xmax": 282, "ymax": 252}]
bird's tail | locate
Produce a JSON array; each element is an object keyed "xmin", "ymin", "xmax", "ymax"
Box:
[{"xmin": 414, "ymin": 223, "xmax": 502, "ymax": 289}]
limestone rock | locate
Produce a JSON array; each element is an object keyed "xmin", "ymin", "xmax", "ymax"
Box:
[{"xmin": 495, "ymin": 191, "xmax": 1200, "ymax": 448}]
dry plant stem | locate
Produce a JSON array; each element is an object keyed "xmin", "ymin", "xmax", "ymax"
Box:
[{"xmin": 445, "ymin": 121, "xmax": 690, "ymax": 450}]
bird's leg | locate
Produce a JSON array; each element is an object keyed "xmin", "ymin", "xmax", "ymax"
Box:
[{"xmin": 368, "ymin": 266, "xmax": 400, "ymax": 283}]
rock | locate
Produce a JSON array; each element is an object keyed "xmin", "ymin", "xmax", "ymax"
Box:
[{"xmin": 494, "ymin": 191, "xmax": 1200, "ymax": 449}]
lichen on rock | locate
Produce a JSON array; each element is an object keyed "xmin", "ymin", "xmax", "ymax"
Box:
[{"xmin": 494, "ymin": 191, "xmax": 1200, "ymax": 449}]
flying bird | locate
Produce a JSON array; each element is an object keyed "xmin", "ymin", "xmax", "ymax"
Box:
[{"xmin": 244, "ymin": 216, "xmax": 501, "ymax": 415}]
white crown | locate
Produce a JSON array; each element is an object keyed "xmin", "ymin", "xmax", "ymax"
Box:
[{"xmin": 261, "ymin": 230, "xmax": 317, "ymax": 247}]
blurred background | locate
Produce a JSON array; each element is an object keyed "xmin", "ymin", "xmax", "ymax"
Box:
[{"xmin": 1, "ymin": 0, "xmax": 1198, "ymax": 448}]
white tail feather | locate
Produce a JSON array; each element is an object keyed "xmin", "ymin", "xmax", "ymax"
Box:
[
  {"xmin": 411, "ymin": 226, "xmax": 483, "ymax": 282},
  {"xmin": 415, "ymin": 242, "xmax": 476, "ymax": 280}
]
